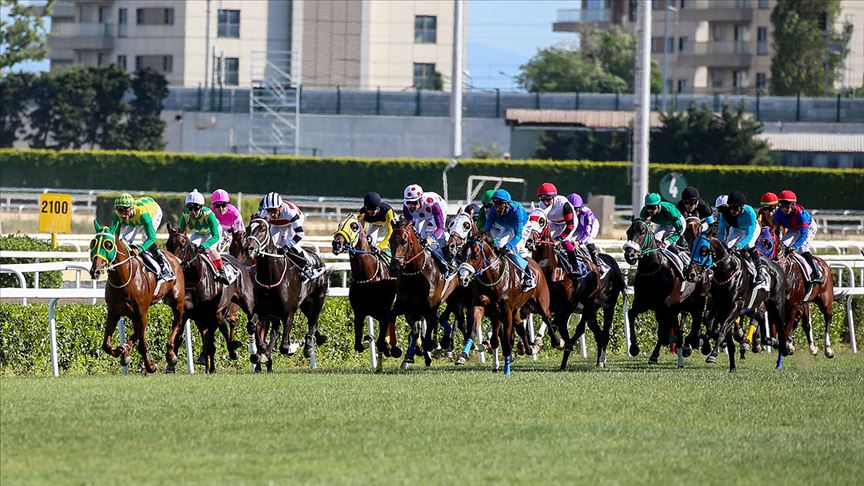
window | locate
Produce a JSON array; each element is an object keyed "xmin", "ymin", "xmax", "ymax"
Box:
[
  {"xmin": 135, "ymin": 55, "xmax": 172, "ymax": 73},
  {"xmin": 628, "ymin": 0, "xmax": 637, "ymax": 22},
  {"xmin": 118, "ymin": 8, "xmax": 127, "ymax": 37},
  {"xmin": 413, "ymin": 63, "xmax": 436, "ymax": 90},
  {"xmin": 414, "ymin": 15, "xmax": 436, "ymax": 44},
  {"xmin": 712, "ymin": 24, "xmax": 725, "ymax": 42},
  {"xmin": 756, "ymin": 72, "xmax": 766, "ymax": 90},
  {"xmin": 218, "ymin": 9, "xmax": 240, "ymax": 38},
  {"xmin": 224, "ymin": 58, "xmax": 239, "ymax": 85},
  {"xmin": 666, "ymin": 37, "xmax": 674, "ymax": 53},
  {"xmin": 97, "ymin": 52, "xmax": 108, "ymax": 66},
  {"xmin": 651, "ymin": 37, "xmax": 663, "ymax": 53},
  {"xmin": 165, "ymin": 8, "xmax": 174, "ymax": 25},
  {"xmin": 677, "ymin": 78, "xmax": 688, "ymax": 93},
  {"xmin": 757, "ymin": 27, "xmax": 768, "ymax": 54},
  {"xmin": 136, "ymin": 8, "xmax": 174, "ymax": 25},
  {"xmin": 679, "ymin": 36, "xmax": 689, "ymax": 52},
  {"xmin": 679, "ymin": 0, "xmax": 687, "ymax": 8},
  {"xmin": 98, "ymin": 6, "xmax": 110, "ymax": 23},
  {"xmin": 117, "ymin": 55, "xmax": 127, "ymax": 70},
  {"xmin": 758, "ymin": 0, "xmax": 769, "ymax": 8},
  {"xmin": 733, "ymin": 70, "xmax": 749, "ymax": 89},
  {"xmin": 711, "ymin": 70, "xmax": 724, "ymax": 88},
  {"xmin": 163, "ymin": 55, "xmax": 173, "ymax": 73}
]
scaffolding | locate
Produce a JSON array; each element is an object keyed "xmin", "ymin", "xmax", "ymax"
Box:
[{"xmin": 249, "ymin": 51, "xmax": 299, "ymax": 155}]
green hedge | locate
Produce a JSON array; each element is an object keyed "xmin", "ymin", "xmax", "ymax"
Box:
[
  {"xmin": 2, "ymin": 149, "xmax": 863, "ymax": 209},
  {"xmin": 0, "ymin": 297, "xmax": 858, "ymax": 375},
  {"xmin": 0, "ymin": 235, "xmax": 62, "ymax": 289}
]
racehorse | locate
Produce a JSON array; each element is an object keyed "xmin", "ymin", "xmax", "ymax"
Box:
[
  {"xmin": 524, "ymin": 212, "xmax": 625, "ymax": 369},
  {"xmin": 774, "ymin": 244, "xmax": 837, "ymax": 367},
  {"xmin": 243, "ymin": 217, "xmax": 329, "ymax": 370},
  {"xmin": 445, "ymin": 210, "xmax": 488, "ymax": 363},
  {"xmin": 682, "ymin": 216, "xmax": 704, "ymax": 248},
  {"xmin": 456, "ymin": 235, "xmax": 552, "ymax": 375},
  {"xmin": 687, "ymin": 236, "xmax": 786, "ymax": 372},
  {"xmin": 332, "ymin": 214, "xmax": 402, "ymax": 361},
  {"xmin": 388, "ymin": 217, "xmax": 459, "ymax": 368},
  {"xmin": 623, "ymin": 219, "xmax": 707, "ymax": 367},
  {"xmin": 165, "ymin": 226, "xmax": 257, "ymax": 373},
  {"xmin": 88, "ymin": 221, "xmax": 185, "ymax": 373}
]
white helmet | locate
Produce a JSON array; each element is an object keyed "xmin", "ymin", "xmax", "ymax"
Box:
[
  {"xmin": 714, "ymin": 195, "xmax": 728, "ymax": 209},
  {"xmin": 263, "ymin": 192, "xmax": 283, "ymax": 210},
  {"xmin": 185, "ymin": 189, "xmax": 205, "ymax": 206},
  {"xmin": 403, "ymin": 184, "xmax": 423, "ymax": 202}
]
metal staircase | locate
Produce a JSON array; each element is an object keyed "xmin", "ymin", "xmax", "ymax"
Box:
[{"xmin": 249, "ymin": 51, "xmax": 298, "ymax": 155}]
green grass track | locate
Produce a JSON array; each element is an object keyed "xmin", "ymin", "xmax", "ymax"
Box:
[{"xmin": 2, "ymin": 353, "xmax": 863, "ymax": 485}]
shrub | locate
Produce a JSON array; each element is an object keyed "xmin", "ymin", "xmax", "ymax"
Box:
[{"xmin": 0, "ymin": 235, "xmax": 62, "ymax": 288}]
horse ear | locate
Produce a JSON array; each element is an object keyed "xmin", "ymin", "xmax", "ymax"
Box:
[
  {"xmin": 166, "ymin": 222, "xmax": 176, "ymax": 234},
  {"xmin": 457, "ymin": 206, "xmax": 463, "ymax": 214},
  {"xmin": 93, "ymin": 219, "xmax": 101, "ymax": 232}
]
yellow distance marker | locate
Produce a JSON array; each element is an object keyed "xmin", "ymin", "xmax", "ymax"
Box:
[{"xmin": 38, "ymin": 193, "xmax": 73, "ymax": 248}]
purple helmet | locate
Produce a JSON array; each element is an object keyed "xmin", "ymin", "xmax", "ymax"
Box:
[{"xmin": 567, "ymin": 193, "xmax": 584, "ymax": 208}]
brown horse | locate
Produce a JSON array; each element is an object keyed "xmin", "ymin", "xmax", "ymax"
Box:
[
  {"xmin": 774, "ymin": 245, "xmax": 837, "ymax": 368},
  {"xmin": 88, "ymin": 222, "xmax": 185, "ymax": 373},
  {"xmin": 165, "ymin": 226, "xmax": 257, "ymax": 373},
  {"xmin": 388, "ymin": 218, "xmax": 459, "ymax": 369},
  {"xmin": 332, "ymin": 214, "xmax": 402, "ymax": 360},
  {"xmin": 244, "ymin": 217, "xmax": 329, "ymax": 371},
  {"xmin": 456, "ymin": 235, "xmax": 551, "ymax": 375},
  {"xmin": 525, "ymin": 216, "xmax": 625, "ymax": 369}
]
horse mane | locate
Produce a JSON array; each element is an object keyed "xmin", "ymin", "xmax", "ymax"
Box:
[{"xmin": 709, "ymin": 237, "xmax": 728, "ymax": 260}]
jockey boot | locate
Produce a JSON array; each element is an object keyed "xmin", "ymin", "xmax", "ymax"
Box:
[
  {"xmin": 216, "ymin": 266, "xmax": 230, "ymax": 285},
  {"xmin": 521, "ymin": 268, "xmax": 536, "ymax": 292},
  {"xmin": 150, "ymin": 248, "xmax": 175, "ymax": 281},
  {"xmin": 586, "ymin": 243, "xmax": 602, "ymax": 269},
  {"xmin": 750, "ymin": 249, "xmax": 766, "ymax": 286},
  {"xmin": 286, "ymin": 246, "xmax": 314, "ymax": 280},
  {"xmin": 802, "ymin": 251, "xmax": 823, "ymax": 283},
  {"xmin": 565, "ymin": 248, "xmax": 580, "ymax": 274}
]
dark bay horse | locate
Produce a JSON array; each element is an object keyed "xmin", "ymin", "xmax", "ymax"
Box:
[
  {"xmin": 244, "ymin": 218, "xmax": 329, "ymax": 370},
  {"xmin": 332, "ymin": 214, "xmax": 402, "ymax": 361},
  {"xmin": 524, "ymin": 213, "xmax": 625, "ymax": 369},
  {"xmin": 165, "ymin": 226, "xmax": 257, "ymax": 373},
  {"xmin": 88, "ymin": 222, "xmax": 185, "ymax": 373},
  {"xmin": 623, "ymin": 219, "xmax": 707, "ymax": 367},
  {"xmin": 388, "ymin": 218, "xmax": 459, "ymax": 369},
  {"xmin": 687, "ymin": 237, "xmax": 786, "ymax": 372},
  {"xmin": 456, "ymin": 236, "xmax": 552, "ymax": 375},
  {"xmin": 445, "ymin": 211, "xmax": 487, "ymax": 364}
]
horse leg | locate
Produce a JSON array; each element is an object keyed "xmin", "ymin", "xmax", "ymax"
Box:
[
  {"xmin": 388, "ymin": 319, "xmax": 402, "ymax": 358},
  {"xmin": 353, "ymin": 313, "xmax": 368, "ymax": 353},
  {"xmin": 727, "ymin": 331, "xmax": 737, "ymax": 372},
  {"xmin": 558, "ymin": 313, "xmax": 573, "ymax": 370},
  {"xmin": 802, "ymin": 304, "xmax": 817, "ymax": 356},
  {"xmin": 502, "ymin": 311, "xmax": 515, "ymax": 376},
  {"xmin": 456, "ymin": 305, "xmax": 484, "ymax": 366},
  {"xmin": 279, "ymin": 308, "xmax": 299, "ymax": 356},
  {"xmin": 101, "ymin": 310, "xmax": 123, "ymax": 358},
  {"xmin": 131, "ymin": 313, "xmax": 156, "ymax": 374},
  {"xmin": 375, "ymin": 317, "xmax": 391, "ymax": 357},
  {"xmin": 301, "ymin": 299, "xmax": 324, "ymax": 359},
  {"xmin": 815, "ymin": 293, "xmax": 835, "ymax": 358},
  {"xmin": 401, "ymin": 318, "xmax": 419, "ymax": 369},
  {"xmin": 491, "ymin": 317, "xmax": 501, "ymax": 373},
  {"xmin": 586, "ymin": 315, "xmax": 604, "ymax": 368},
  {"xmin": 627, "ymin": 299, "xmax": 645, "ymax": 357}
]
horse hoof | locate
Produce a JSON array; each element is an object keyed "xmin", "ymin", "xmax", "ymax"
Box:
[
  {"xmin": 195, "ymin": 355, "xmax": 207, "ymax": 366},
  {"xmin": 259, "ymin": 354, "xmax": 269, "ymax": 364},
  {"xmin": 597, "ymin": 361, "xmax": 605, "ymax": 369},
  {"xmin": 706, "ymin": 355, "xmax": 717, "ymax": 364},
  {"xmin": 628, "ymin": 344, "xmax": 640, "ymax": 358},
  {"xmin": 682, "ymin": 345, "xmax": 692, "ymax": 358},
  {"xmin": 120, "ymin": 355, "xmax": 132, "ymax": 367},
  {"xmin": 752, "ymin": 343, "xmax": 762, "ymax": 353},
  {"xmin": 400, "ymin": 361, "xmax": 410, "ymax": 370},
  {"xmin": 249, "ymin": 353, "xmax": 260, "ymax": 365},
  {"xmin": 390, "ymin": 346, "xmax": 403, "ymax": 359},
  {"xmin": 786, "ymin": 344, "xmax": 796, "ymax": 356},
  {"xmin": 354, "ymin": 344, "xmax": 367, "ymax": 353},
  {"xmin": 303, "ymin": 345, "xmax": 313, "ymax": 359},
  {"xmin": 454, "ymin": 353, "xmax": 468, "ymax": 365},
  {"xmin": 808, "ymin": 344, "xmax": 818, "ymax": 356},
  {"xmin": 315, "ymin": 334, "xmax": 328, "ymax": 346},
  {"xmin": 492, "ymin": 367, "xmax": 499, "ymax": 373},
  {"xmin": 739, "ymin": 349, "xmax": 746, "ymax": 360},
  {"xmin": 648, "ymin": 356, "xmax": 658, "ymax": 365},
  {"xmin": 166, "ymin": 354, "xmax": 178, "ymax": 366},
  {"xmin": 700, "ymin": 339, "xmax": 712, "ymax": 356},
  {"xmin": 677, "ymin": 363, "xmax": 684, "ymax": 369},
  {"xmin": 164, "ymin": 365, "xmax": 175, "ymax": 374},
  {"xmin": 825, "ymin": 348, "xmax": 835, "ymax": 359},
  {"xmin": 229, "ymin": 340, "xmax": 243, "ymax": 352}
]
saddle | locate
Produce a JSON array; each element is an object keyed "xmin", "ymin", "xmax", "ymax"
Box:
[
  {"xmin": 660, "ymin": 248, "xmax": 689, "ymax": 281},
  {"xmin": 140, "ymin": 249, "xmax": 175, "ymax": 281},
  {"xmin": 554, "ymin": 248, "xmax": 590, "ymax": 280},
  {"xmin": 791, "ymin": 253, "xmax": 815, "ymax": 283},
  {"xmin": 200, "ymin": 254, "xmax": 238, "ymax": 284}
]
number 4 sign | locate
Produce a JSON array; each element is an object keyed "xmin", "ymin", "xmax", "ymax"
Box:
[{"xmin": 38, "ymin": 193, "xmax": 72, "ymax": 234}]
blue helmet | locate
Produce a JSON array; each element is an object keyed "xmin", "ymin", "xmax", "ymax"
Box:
[{"xmin": 491, "ymin": 189, "xmax": 512, "ymax": 203}]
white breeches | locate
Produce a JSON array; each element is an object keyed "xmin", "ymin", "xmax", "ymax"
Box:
[
  {"xmin": 725, "ymin": 223, "xmax": 761, "ymax": 250},
  {"xmin": 781, "ymin": 223, "xmax": 817, "ymax": 253},
  {"xmin": 120, "ymin": 207, "xmax": 163, "ymax": 245}
]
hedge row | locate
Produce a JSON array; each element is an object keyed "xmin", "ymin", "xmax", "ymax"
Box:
[
  {"xmin": 2, "ymin": 149, "xmax": 863, "ymax": 209},
  {"xmin": 0, "ymin": 235, "xmax": 62, "ymax": 288},
  {"xmin": 0, "ymin": 297, "xmax": 858, "ymax": 376}
]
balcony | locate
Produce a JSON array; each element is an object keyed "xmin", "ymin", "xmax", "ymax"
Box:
[
  {"xmin": 678, "ymin": 41, "xmax": 753, "ymax": 68},
  {"xmin": 553, "ymin": 7, "xmax": 614, "ymax": 31},
  {"xmin": 678, "ymin": 2, "xmax": 754, "ymax": 23},
  {"xmin": 48, "ymin": 22, "xmax": 114, "ymax": 51}
]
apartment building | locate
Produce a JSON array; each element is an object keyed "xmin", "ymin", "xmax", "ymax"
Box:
[
  {"xmin": 47, "ymin": 0, "xmax": 464, "ymax": 90},
  {"xmin": 553, "ymin": 0, "xmax": 863, "ymax": 95}
]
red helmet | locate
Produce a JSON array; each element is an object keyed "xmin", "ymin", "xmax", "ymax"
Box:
[
  {"xmin": 760, "ymin": 192, "xmax": 778, "ymax": 206},
  {"xmin": 778, "ymin": 190, "xmax": 797, "ymax": 202},
  {"xmin": 537, "ymin": 182, "xmax": 557, "ymax": 197}
]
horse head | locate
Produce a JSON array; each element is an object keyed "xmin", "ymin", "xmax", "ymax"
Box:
[
  {"xmin": 686, "ymin": 232, "xmax": 715, "ymax": 282},
  {"xmin": 243, "ymin": 217, "xmax": 270, "ymax": 259},
  {"xmin": 165, "ymin": 223, "xmax": 196, "ymax": 264},
  {"xmin": 332, "ymin": 214, "xmax": 362, "ymax": 255},
  {"xmin": 89, "ymin": 219, "xmax": 119, "ymax": 279},
  {"xmin": 523, "ymin": 209, "xmax": 549, "ymax": 253},
  {"xmin": 388, "ymin": 217, "xmax": 420, "ymax": 274},
  {"xmin": 622, "ymin": 219, "xmax": 652, "ymax": 265},
  {"xmin": 446, "ymin": 211, "xmax": 475, "ymax": 259},
  {"xmin": 456, "ymin": 237, "xmax": 485, "ymax": 287},
  {"xmin": 683, "ymin": 216, "xmax": 703, "ymax": 247}
]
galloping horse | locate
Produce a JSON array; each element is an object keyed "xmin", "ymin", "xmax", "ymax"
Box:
[
  {"xmin": 445, "ymin": 211, "xmax": 485, "ymax": 363},
  {"xmin": 525, "ymin": 213, "xmax": 625, "ymax": 369},
  {"xmin": 388, "ymin": 218, "xmax": 458, "ymax": 368},
  {"xmin": 165, "ymin": 226, "xmax": 257, "ymax": 373},
  {"xmin": 623, "ymin": 219, "xmax": 706, "ymax": 367},
  {"xmin": 332, "ymin": 214, "xmax": 402, "ymax": 359},
  {"xmin": 687, "ymin": 236, "xmax": 786, "ymax": 372},
  {"xmin": 244, "ymin": 217, "xmax": 329, "ymax": 370},
  {"xmin": 456, "ymin": 235, "xmax": 552, "ymax": 375},
  {"xmin": 89, "ymin": 222, "xmax": 185, "ymax": 373},
  {"xmin": 775, "ymin": 245, "xmax": 837, "ymax": 367}
]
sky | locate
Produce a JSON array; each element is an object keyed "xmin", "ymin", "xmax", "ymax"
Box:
[{"xmin": 3, "ymin": 0, "xmax": 578, "ymax": 91}]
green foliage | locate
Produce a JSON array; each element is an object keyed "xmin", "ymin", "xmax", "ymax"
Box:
[
  {"xmin": 0, "ymin": 235, "xmax": 62, "ymax": 288},
  {"xmin": 0, "ymin": 0, "xmax": 55, "ymax": 72},
  {"xmin": 470, "ymin": 141, "xmax": 502, "ymax": 159},
  {"xmin": 0, "ymin": 71, "xmax": 34, "ymax": 147},
  {"xmin": 651, "ymin": 103, "xmax": 772, "ymax": 165},
  {"xmin": 517, "ymin": 27, "xmax": 662, "ymax": 93},
  {"xmin": 127, "ymin": 68, "xmax": 168, "ymax": 151},
  {"xmin": 770, "ymin": 0, "xmax": 852, "ymax": 96},
  {"xmin": 534, "ymin": 129, "xmax": 630, "ymax": 161}
]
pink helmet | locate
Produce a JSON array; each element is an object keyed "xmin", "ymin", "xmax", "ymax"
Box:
[{"xmin": 210, "ymin": 189, "xmax": 230, "ymax": 204}]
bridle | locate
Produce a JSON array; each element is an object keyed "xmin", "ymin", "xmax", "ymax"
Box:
[
  {"xmin": 391, "ymin": 224, "xmax": 427, "ymax": 273},
  {"xmin": 461, "ymin": 238, "xmax": 507, "ymax": 287},
  {"xmin": 623, "ymin": 221, "xmax": 661, "ymax": 258},
  {"xmin": 91, "ymin": 231, "xmax": 135, "ymax": 288}
]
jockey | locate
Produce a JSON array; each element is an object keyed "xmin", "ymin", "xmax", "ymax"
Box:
[
  {"xmin": 676, "ymin": 186, "xmax": 713, "ymax": 220},
  {"xmin": 757, "ymin": 192, "xmax": 780, "ymax": 233},
  {"xmin": 773, "ymin": 190, "xmax": 822, "ymax": 282},
  {"xmin": 259, "ymin": 192, "xmax": 315, "ymax": 280},
  {"xmin": 179, "ymin": 189, "xmax": 230, "ymax": 284},
  {"xmin": 358, "ymin": 191, "xmax": 395, "ymax": 252},
  {"xmin": 210, "ymin": 189, "xmax": 244, "ymax": 253},
  {"xmin": 567, "ymin": 193, "xmax": 602, "ymax": 268},
  {"xmin": 465, "ymin": 202, "xmax": 482, "ymax": 222},
  {"xmin": 110, "ymin": 193, "xmax": 173, "ymax": 281},
  {"xmin": 718, "ymin": 191, "xmax": 765, "ymax": 285},
  {"xmin": 639, "ymin": 193, "xmax": 686, "ymax": 253},
  {"xmin": 402, "ymin": 184, "xmax": 450, "ymax": 273},
  {"xmin": 482, "ymin": 189, "xmax": 535, "ymax": 292},
  {"xmin": 476, "ymin": 189, "xmax": 495, "ymax": 231},
  {"xmin": 537, "ymin": 182, "xmax": 579, "ymax": 272}
]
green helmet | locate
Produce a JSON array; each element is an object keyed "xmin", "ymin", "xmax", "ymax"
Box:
[
  {"xmin": 114, "ymin": 193, "xmax": 135, "ymax": 208},
  {"xmin": 644, "ymin": 193, "xmax": 662, "ymax": 206},
  {"xmin": 481, "ymin": 189, "xmax": 496, "ymax": 204}
]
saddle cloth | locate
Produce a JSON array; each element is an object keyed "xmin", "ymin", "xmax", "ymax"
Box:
[
  {"xmin": 555, "ymin": 249, "xmax": 590, "ymax": 278},
  {"xmin": 661, "ymin": 248, "xmax": 689, "ymax": 280},
  {"xmin": 200, "ymin": 255, "xmax": 239, "ymax": 284},
  {"xmin": 140, "ymin": 250, "xmax": 175, "ymax": 280}
]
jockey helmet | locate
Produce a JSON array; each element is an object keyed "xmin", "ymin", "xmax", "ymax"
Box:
[
  {"xmin": 778, "ymin": 190, "xmax": 797, "ymax": 203},
  {"xmin": 465, "ymin": 203, "xmax": 481, "ymax": 217},
  {"xmin": 480, "ymin": 189, "xmax": 495, "ymax": 204},
  {"xmin": 714, "ymin": 195, "xmax": 728, "ymax": 209},
  {"xmin": 760, "ymin": 192, "xmax": 779, "ymax": 207},
  {"xmin": 114, "ymin": 193, "xmax": 135, "ymax": 209},
  {"xmin": 682, "ymin": 186, "xmax": 700, "ymax": 201},
  {"xmin": 491, "ymin": 189, "xmax": 512, "ymax": 203},
  {"xmin": 263, "ymin": 192, "xmax": 283, "ymax": 210},
  {"xmin": 567, "ymin": 193, "xmax": 584, "ymax": 208},
  {"xmin": 536, "ymin": 182, "xmax": 557, "ymax": 197},
  {"xmin": 185, "ymin": 189, "xmax": 205, "ymax": 207},
  {"xmin": 644, "ymin": 193, "xmax": 662, "ymax": 206},
  {"xmin": 403, "ymin": 184, "xmax": 423, "ymax": 203},
  {"xmin": 363, "ymin": 191, "xmax": 382, "ymax": 210},
  {"xmin": 726, "ymin": 191, "xmax": 746, "ymax": 207},
  {"xmin": 210, "ymin": 189, "xmax": 230, "ymax": 204}
]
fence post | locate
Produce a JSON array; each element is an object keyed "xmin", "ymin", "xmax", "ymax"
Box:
[
  {"xmin": 298, "ymin": 84, "xmax": 303, "ymax": 112},
  {"xmin": 336, "ymin": 85, "xmax": 341, "ymax": 114},
  {"xmin": 836, "ymin": 92, "xmax": 841, "ymax": 122},
  {"xmin": 534, "ymin": 90, "xmax": 540, "ymax": 109},
  {"xmin": 184, "ymin": 320, "xmax": 195, "ymax": 374},
  {"xmin": 615, "ymin": 92, "xmax": 620, "ymax": 111},
  {"xmin": 575, "ymin": 92, "xmax": 580, "ymax": 110},
  {"xmin": 197, "ymin": 84, "xmax": 203, "ymax": 111},
  {"xmin": 375, "ymin": 86, "xmax": 381, "ymax": 115},
  {"xmin": 796, "ymin": 92, "xmax": 801, "ymax": 121},
  {"xmin": 495, "ymin": 88, "xmax": 501, "ymax": 118},
  {"xmin": 218, "ymin": 84, "xmax": 224, "ymax": 112},
  {"xmin": 755, "ymin": 89, "xmax": 761, "ymax": 120},
  {"xmin": 415, "ymin": 87, "xmax": 421, "ymax": 116}
]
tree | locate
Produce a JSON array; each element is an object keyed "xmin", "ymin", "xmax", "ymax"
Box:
[
  {"xmin": 85, "ymin": 65, "xmax": 131, "ymax": 149},
  {"xmin": 534, "ymin": 129, "xmax": 630, "ymax": 161},
  {"xmin": 770, "ymin": 0, "xmax": 852, "ymax": 96},
  {"xmin": 0, "ymin": 0, "xmax": 56, "ymax": 72},
  {"xmin": 0, "ymin": 72, "xmax": 34, "ymax": 147},
  {"xmin": 29, "ymin": 67, "xmax": 98, "ymax": 149},
  {"xmin": 127, "ymin": 68, "xmax": 168, "ymax": 151},
  {"xmin": 516, "ymin": 27, "xmax": 661, "ymax": 93}
]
